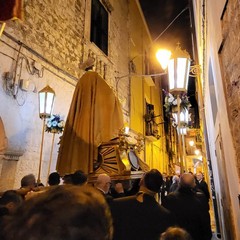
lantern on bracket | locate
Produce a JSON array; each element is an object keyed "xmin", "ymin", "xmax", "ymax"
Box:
[
  {"xmin": 167, "ymin": 43, "xmax": 191, "ymax": 94},
  {"xmin": 38, "ymin": 85, "xmax": 55, "ymax": 119},
  {"xmin": 37, "ymin": 85, "xmax": 55, "ymax": 184}
]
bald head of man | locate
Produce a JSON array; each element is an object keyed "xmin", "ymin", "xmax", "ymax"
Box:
[
  {"xmin": 95, "ymin": 174, "xmax": 111, "ymax": 194},
  {"xmin": 179, "ymin": 173, "xmax": 196, "ymax": 189}
]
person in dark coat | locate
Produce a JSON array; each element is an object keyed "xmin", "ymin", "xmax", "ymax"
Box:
[
  {"xmin": 196, "ymin": 172, "xmax": 210, "ymax": 201},
  {"xmin": 0, "ymin": 190, "xmax": 23, "ymax": 240},
  {"xmin": 169, "ymin": 175, "xmax": 180, "ymax": 193},
  {"xmin": 162, "ymin": 173, "xmax": 212, "ymax": 240},
  {"xmin": 47, "ymin": 172, "xmax": 61, "ymax": 186},
  {"xmin": 110, "ymin": 169, "xmax": 175, "ymax": 240},
  {"xmin": 160, "ymin": 172, "xmax": 171, "ymax": 203},
  {"xmin": 72, "ymin": 170, "xmax": 88, "ymax": 185},
  {"xmin": 3, "ymin": 185, "xmax": 113, "ymax": 240}
]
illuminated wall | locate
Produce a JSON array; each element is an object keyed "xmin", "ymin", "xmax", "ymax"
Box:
[
  {"xmin": 192, "ymin": 0, "xmax": 240, "ymax": 238},
  {"xmin": 0, "ymin": 0, "xmax": 169, "ymax": 190},
  {"xmin": 128, "ymin": 1, "xmax": 168, "ymax": 172}
]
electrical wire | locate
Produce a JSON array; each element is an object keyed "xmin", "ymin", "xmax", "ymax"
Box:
[
  {"xmin": 2, "ymin": 32, "xmax": 78, "ymax": 82},
  {"xmin": 152, "ymin": 6, "xmax": 189, "ymax": 43},
  {"xmin": 117, "ymin": 5, "xmax": 190, "ymax": 88},
  {"xmin": 0, "ymin": 36, "xmax": 76, "ymax": 87}
]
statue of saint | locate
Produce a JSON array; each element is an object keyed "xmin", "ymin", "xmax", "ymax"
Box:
[{"xmin": 57, "ymin": 58, "xmax": 123, "ymax": 175}]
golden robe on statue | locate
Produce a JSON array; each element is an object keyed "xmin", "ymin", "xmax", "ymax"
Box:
[{"xmin": 57, "ymin": 71, "xmax": 123, "ymax": 175}]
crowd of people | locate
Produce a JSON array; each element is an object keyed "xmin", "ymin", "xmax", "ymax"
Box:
[{"xmin": 0, "ymin": 169, "xmax": 212, "ymax": 240}]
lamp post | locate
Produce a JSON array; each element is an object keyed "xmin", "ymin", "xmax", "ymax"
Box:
[
  {"xmin": 172, "ymin": 108, "xmax": 189, "ymax": 172},
  {"xmin": 164, "ymin": 44, "xmax": 191, "ymax": 174},
  {"xmin": 37, "ymin": 85, "xmax": 55, "ymax": 184}
]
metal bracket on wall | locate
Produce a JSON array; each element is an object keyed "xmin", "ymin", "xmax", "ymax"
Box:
[
  {"xmin": 3, "ymin": 150, "xmax": 24, "ymax": 161},
  {"xmin": 189, "ymin": 64, "xmax": 202, "ymax": 77}
]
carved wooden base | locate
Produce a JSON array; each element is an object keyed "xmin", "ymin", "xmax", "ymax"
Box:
[{"xmin": 88, "ymin": 138, "xmax": 149, "ymax": 182}]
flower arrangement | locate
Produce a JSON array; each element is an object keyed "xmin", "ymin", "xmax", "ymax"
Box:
[
  {"xmin": 163, "ymin": 89, "xmax": 191, "ymax": 114},
  {"xmin": 45, "ymin": 114, "xmax": 65, "ymax": 134}
]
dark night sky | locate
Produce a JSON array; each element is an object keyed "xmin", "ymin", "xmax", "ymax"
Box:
[
  {"xmin": 139, "ymin": 0, "xmax": 199, "ymax": 125},
  {"xmin": 139, "ymin": 0, "xmax": 192, "ymax": 58}
]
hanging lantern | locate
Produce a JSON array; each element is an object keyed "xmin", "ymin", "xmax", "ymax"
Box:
[
  {"xmin": 167, "ymin": 44, "xmax": 191, "ymax": 93},
  {"xmin": 172, "ymin": 109, "xmax": 189, "ymax": 126},
  {"xmin": 38, "ymin": 85, "xmax": 55, "ymax": 119},
  {"xmin": 179, "ymin": 127, "xmax": 187, "ymax": 135}
]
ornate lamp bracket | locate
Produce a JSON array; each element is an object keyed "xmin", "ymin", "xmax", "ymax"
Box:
[{"xmin": 189, "ymin": 64, "xmax": 202, "ymax": 77}]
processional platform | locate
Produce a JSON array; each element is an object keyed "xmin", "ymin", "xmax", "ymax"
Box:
[{"xmin": 88, "ymin": 138, "xmax": 149, "ymax": 182}]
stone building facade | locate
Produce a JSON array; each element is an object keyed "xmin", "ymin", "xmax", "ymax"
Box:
[
  {"xmin": 220, "ymin": 0, "xmax": 240, "ymax": 177},
  {"xmin": 193, "ymin": 0, "xmax": 240, "ymax": 239},
  {"xmin": 0, "ymin": 0, "xmax": 167, "ymax": 190}
]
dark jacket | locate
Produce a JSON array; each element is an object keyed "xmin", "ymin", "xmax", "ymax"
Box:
[
  {"xmin": 169, "ymin": 182, "xmax": 179, "ymax": 193},
  {"xmin": 162, "ymin": 187, "xmax": 212, "ymax": 240},
  {"xmin": 160, "ymin": 179, "xmax": 171, "ymax": 202},
  {"xmin": 110, "ymin": 193, "xmax": 175, "ymax": 240},
  {"xmin": 196, "ymin": 180, "xmax": 210, "ymax": 200}
]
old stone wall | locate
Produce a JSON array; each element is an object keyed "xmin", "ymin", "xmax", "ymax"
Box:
[
  {"xmin": 0, "ymin": 0, "xmax": 132, "ymax": 190},
  {"xmin": 220, "ymin": 0, "xmax": 240, "ymax": 177},
  {"xmin": 8, "ymin": 0, "xmax": 84, "ymax": 77}
]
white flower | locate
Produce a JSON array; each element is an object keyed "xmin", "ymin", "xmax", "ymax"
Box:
[
  {"xmin": 58, "ymin": 121, "xmax": 65, "ymax": 128},
  {"xmin": 45, "ymin": 114, "xmax": 65, "ymax": 133},
  {"xmin": 168, "ymin": 96, "xmax": 174, "ymax": 103},
  {"xmin": 52, "ymin": 121, "xmax": 58, "ymax": 127},
  {"xmin": 172, "ymin": 98, "xmax": 181, "ymax": 105}
]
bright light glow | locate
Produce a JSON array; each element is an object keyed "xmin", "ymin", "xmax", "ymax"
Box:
[
  {"xmin": 189, "ymin": 140, "xmax": 195, "ymax": 146},
  {"xmin": 195, "ymin": 149, "xmax": 200, "ymax": 155},
  {"xmin": 46, "ymin": 92, "xmax": 54, "ymax": 115},
  {"xmin": 39, "ymin": 92, "xmax": 54, "ymax": 116},
  {"xmin": 124, "ymin": 122, "xmax": 130, "ymax": 134},
  {"xmin": 39, "ymin": 92, "xmax": 45, "ymax": 114},
  {"xmin": 168, "ymin": 59, "xmax": 174, "ymax": 90},
  {"xmin": 179, "ymin": 127, "xmax": 187, "ymax": 135},
  {"xmin": 38, "ymin": 85, "xmax": 55, "ymax": 118},
  {"xmin": 167, "ymin": 53, "xmax": 191, "ymax": 92},
  {"xmin": 177, "ymin": 58, "xmax": 187, "ymax": 88},
  {"xmin": 156, "ymin": 49, "xmax": 171, "ymax": 70},
  {"xmin": 125, "ymin": 126, "xmax": 129, "ymax": 134},
  {"xmin": 172, "ymin": 110, "xmax": 189, "ymax": 124}
]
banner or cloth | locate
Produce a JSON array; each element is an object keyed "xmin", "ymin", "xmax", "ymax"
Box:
[
  {"xmin": 0, "ymin": 0, "xmax": 23, "ymax": 22},
  {"xmin": 57, "ymin": 71, "xmax": 123, "ymax": 175}
]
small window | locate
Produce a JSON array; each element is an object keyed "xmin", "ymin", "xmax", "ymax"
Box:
[{"xmin": 91, "ymin": 0, "xmax": 108, "ymax": 55}]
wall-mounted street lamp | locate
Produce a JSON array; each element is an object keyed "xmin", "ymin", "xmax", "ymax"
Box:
[
  {"xmin": 167, "ymin": 44, "xmax": 191, "ymax": 92},
  {"xmin": 172, "ymin": 108, "xmax": 189, "ymax": 172},
  {"xmin": 172, "ymin": 109, "xmax": 189, "ymax": 127},
  {"xmin": 157, "ymin": 43, "xmax": 191, "ymax": 174},
  {"xmin": 37, "ymin": 85, "xmax": 55, "ymax": 184}
]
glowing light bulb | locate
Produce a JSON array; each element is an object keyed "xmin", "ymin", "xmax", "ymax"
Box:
[
  {"xmin": 125, "ymin": 126, "xmax": 129, "ymax": 134},
  {"xmin": 189, "ymin": 140, "xmax": 195, "ymax": 146},
  {"xmin": 156, "ymin": 49, "xmax": 171, "ymax": 70},
  {"xmin": 124, "ymin": 123, "xmax": 130, "ymax": 134},
  {"xmin": 194, "ymin": 149, "xmax": 200, "ymax": 155}
]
